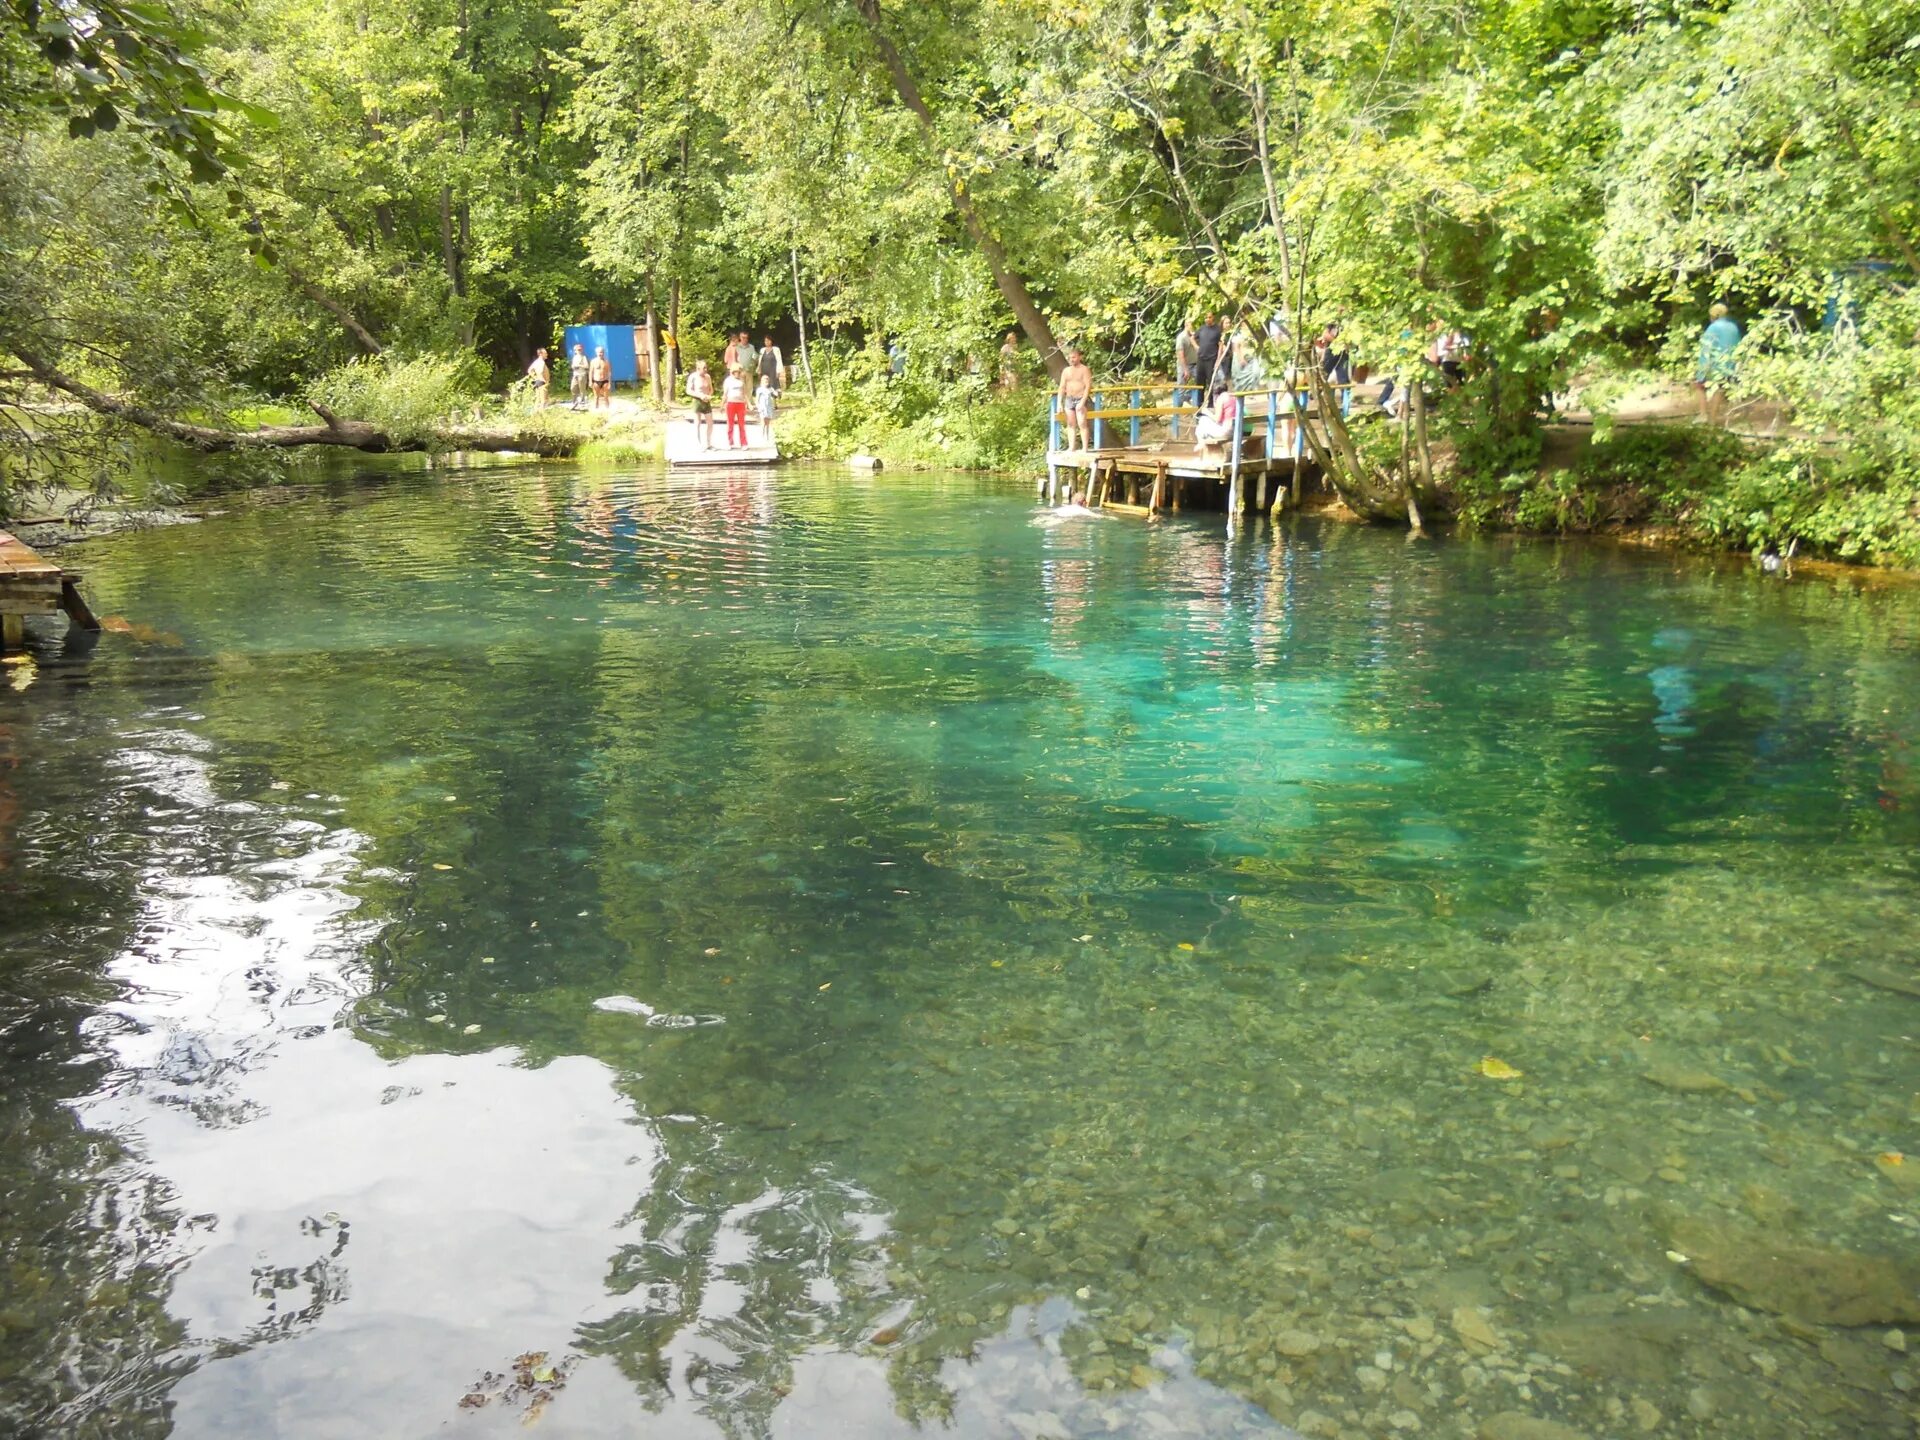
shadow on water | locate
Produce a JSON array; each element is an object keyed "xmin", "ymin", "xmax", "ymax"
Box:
[{"xmin": 2, "ymin": 463, "xmax": 1918, "ymax": 1437}]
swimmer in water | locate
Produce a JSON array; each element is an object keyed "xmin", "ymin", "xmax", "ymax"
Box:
[{"xmin": 1035, "ymin": 490, "xmax": 1101, "ymax": 524}]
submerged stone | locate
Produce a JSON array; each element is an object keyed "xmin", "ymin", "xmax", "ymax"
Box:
[
  {"xmin": 1478, "ymin": 1413, "xmax": 1589, "ymax": 1440},
  {"xmin": 1847, "ymin": 966, "xmax": 1920, "ymax": 998},
  {"xmin": 1667, "ymin": 1214, "xmax": 1920, "ymax": 1326}
]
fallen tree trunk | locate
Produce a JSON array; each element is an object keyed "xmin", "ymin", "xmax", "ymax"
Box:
[{"xmin": 12, "ymin": 350, "xmax": 578, "ymax": 457}]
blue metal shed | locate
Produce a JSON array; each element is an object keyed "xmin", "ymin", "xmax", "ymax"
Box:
[{"xmin": 561, "ymin": 324, "xmax": 639, "ymax": 383}]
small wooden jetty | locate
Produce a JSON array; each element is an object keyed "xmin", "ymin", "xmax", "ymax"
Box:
[
  {"xmin": 665, "ymin": 417, "xmax": 780, "ymax": 469},
  {"xmin": 0, "ymin": 529, "xmax": 98, "ymax": 648},
  {"xmin": 1041, "ymin": 380, "xmax": 1370, "ymax": 516}
]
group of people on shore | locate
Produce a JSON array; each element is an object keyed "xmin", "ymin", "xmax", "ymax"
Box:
[
  {"xmin": 523, "ymin": 343, "xmax": 615, "ymax": 411},
  {"xmin": 521, "ymin": 330, "xmax": 793, "ymax": 448},
  {"xmin": 685, "ymin": 332, "xmax": 787, "ymax": 450}
]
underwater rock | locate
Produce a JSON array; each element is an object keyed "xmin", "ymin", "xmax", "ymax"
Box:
[
  {"xmin": 1451, "ymin": 1306, "xmax": 1501, "ymax": 1353},
  {"xmin": 1537, "ymin": 1314, "xmax": 1690, "ymax": 1384},
  {"xmin": 1273, "ymin": 1329, "xmax": 1324, "ymax": 1358},
  {"xmin": 1640, "ymin": 1058, "xmax": 1728, "ymax": 1094},
  {"xmin": 1478, "ymin": 1413, "xmax": 1588, "ymax": 1440},
  {"xmin": 1847, "ymin": 966, "xmax": 1920, "ymax": 998},
  {"xmin": 1667, "ymin": 1213, "xmax": 1920, "ymax": 1325}
]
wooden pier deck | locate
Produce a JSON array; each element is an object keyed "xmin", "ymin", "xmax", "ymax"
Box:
[
  {"xmin": 665, "ymin": 418, "xmax": 780, "ymax": 468},
  {"xmin": 1040, "ymin": 380, "xmax": 1370, "ymax": 516},
  {"xmin": 0, "ymin": 529, "xmax": 98, "ymax": 648}
]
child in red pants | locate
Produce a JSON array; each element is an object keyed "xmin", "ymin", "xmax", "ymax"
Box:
[{"xmin": 723, "ymin": 365, "xmax": 749, "ymax": 447}]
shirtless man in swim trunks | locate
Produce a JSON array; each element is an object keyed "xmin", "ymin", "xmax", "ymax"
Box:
[{"xmin": 1059, "ymin": 349, "xmax": 1093, "ymax": 451}]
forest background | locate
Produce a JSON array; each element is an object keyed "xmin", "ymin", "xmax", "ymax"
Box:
[{"xmin": 2, "ymin": 0, "xmax": 1917, "ymax": 563}]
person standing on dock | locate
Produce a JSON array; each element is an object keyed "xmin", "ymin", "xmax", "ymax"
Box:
[
  {"xmin": 686, "ymin": 360, "xmax": 716, "ymax": 448},
  {"xmin": 526, "ymin": 348, "xmax": 551, "ymax": 409},
  {"xmin": 568, "ymin": 343, "xmax": 590, "ymax": 409},
  {"xmin": 723, "ymin": 364, "xmax": 750, "ymax": 448},
  {"xmin": 589, "ymin": 346, "xmax": 613, "ymax": 410},
  {"xmin": 1195, "ymin": 313, "xmax": 1223, "ymax": 391},
  {"xmin": 1174, "ymin": 319, "xmax": 1199, "ymax": 410},
  {"xmin": 758, "ymin": 335, "xmax": 785, "ymax": 394},
  {"xmin": 1058, "ymin": 349, "xmax": 1093, "ymax": 451}
]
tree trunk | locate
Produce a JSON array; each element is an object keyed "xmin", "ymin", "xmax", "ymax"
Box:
[
  {"xmin": 850, "ymin": 0, "xmax": 1064, "ymax": 379},
  {"xmin": 665, "ymin": 279, "xmax": 681, "ymax": 398},
  {"xmin": 289, "ymin": 269, "xmax": 383, "ymax": 355},
  {"xmin": 643, "ymin": 275, "xmax": 663, "ymax": 406},
  {"xmin": 1307, "ymin": 367, "xmax": 1406, "ymax": 523},
  {"xmin": 791, "ymin": 247, "xmax": 815, "ymax": 395},
  {"xmin": 1411, "ymin": 379, "xmax": 1436, "ymax": 496}
]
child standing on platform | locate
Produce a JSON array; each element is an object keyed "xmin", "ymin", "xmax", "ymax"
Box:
[{"xmin": 754, "ymin": 373, "xmax": 776, "ymax": 444}]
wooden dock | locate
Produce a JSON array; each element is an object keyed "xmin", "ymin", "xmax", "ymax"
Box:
[
  {"xmin": 0, "ymin": 529, "xmax": 98, "ymax": 648},
  {"xmin": 1039, "ymin": 380, "xmax": 1372, "ymax": 516},
  {"xmin": 664, "ymin": 417, "xmax": 779, "ymax": 468}
]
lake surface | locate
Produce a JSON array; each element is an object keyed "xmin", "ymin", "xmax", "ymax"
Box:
[{"xmin": 3, "ymin": 464, "xmax": 1918, "ymax": 1439}]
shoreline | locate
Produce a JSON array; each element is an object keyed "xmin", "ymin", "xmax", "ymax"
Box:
[{"xmin": 12, "ymin": 445, "xmax": 1917, "ymax": 588}]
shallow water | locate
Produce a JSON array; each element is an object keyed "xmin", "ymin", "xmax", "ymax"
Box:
[{"xmin": 3, "ymin": 464, "xmax": 1918, "ymax": 1439}]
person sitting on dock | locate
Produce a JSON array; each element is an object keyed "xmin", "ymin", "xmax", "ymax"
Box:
[
  {"xmin": 1192, "ymin": 379, "xmax": 1239, "ymax": 454},
  {"xmin": 1059, "ymin": 349, "xmax": 1093, "ymax": 451},
  {"xmin": 686, "ymin": 360, "xmax": 716, "ymax": 448}
]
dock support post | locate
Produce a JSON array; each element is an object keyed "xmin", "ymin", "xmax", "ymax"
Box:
[
  {"xmin": 1, "ymin": 614, "xmax": 23, "ymax": 651},
  {"xmin": 1229, "ymin": 404, "xmax": 1244, "ymax": 515},
  {"xmin": 59, "ymin": 578, "xmax": 99, "ymax": 632},
  {"xmin": 1149, "ymin": 463, "xmax": 1167, "ymax": 514},
  {"xmin": 1256, "ymin": 473, "xmax": 1269, "ymax": 514},
  {"xmin": 1046, "ymin": 464, "xmax": 1059, "ymax": 503}
]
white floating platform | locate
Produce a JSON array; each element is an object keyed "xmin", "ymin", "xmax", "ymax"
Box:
[{"xmin": 665, "ymin": 421, "xmax": 780, "ymax": 468}]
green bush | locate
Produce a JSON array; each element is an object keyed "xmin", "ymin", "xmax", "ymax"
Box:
[{"xmin": 307, "ymin": 352, "xmax": 489, "ymax": 445}]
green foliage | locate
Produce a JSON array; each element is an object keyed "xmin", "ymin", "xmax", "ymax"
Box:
[
  {"xmin": 307, "ymin": 354, "xmax": 489, "ymax": 445},
  {"xmin": 777, "ymin": 381, "xmax": 1047, "ymax": 472}
]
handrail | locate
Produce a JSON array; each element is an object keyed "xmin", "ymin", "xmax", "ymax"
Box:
[{"xmin": 1050, "ymin": 379, "xmax": 1362, "ymax": 400}]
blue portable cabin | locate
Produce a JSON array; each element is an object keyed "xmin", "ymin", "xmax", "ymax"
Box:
[{"xmin": 561, "ymin": 324, "xmax": 640, "ymax": 383}]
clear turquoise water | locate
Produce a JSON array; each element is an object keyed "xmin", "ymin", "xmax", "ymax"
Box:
[{"xmin": 3, "ymin": 464, "xmax": 1919, "ymax": 1439}]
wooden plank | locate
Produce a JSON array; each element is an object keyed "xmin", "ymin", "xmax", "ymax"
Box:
[
  {"xmin": 0, "ymin": 529, "xmax": 62, "ymax": 581},
  {"xmin": 0, "ymin": 576, "xmax": 61, "ymax": 613}
]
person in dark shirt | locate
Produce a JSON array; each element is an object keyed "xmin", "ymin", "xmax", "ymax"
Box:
[{"xmin": 1195, "ymin": 312, "xmax": 1223, "ymax": 391}]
